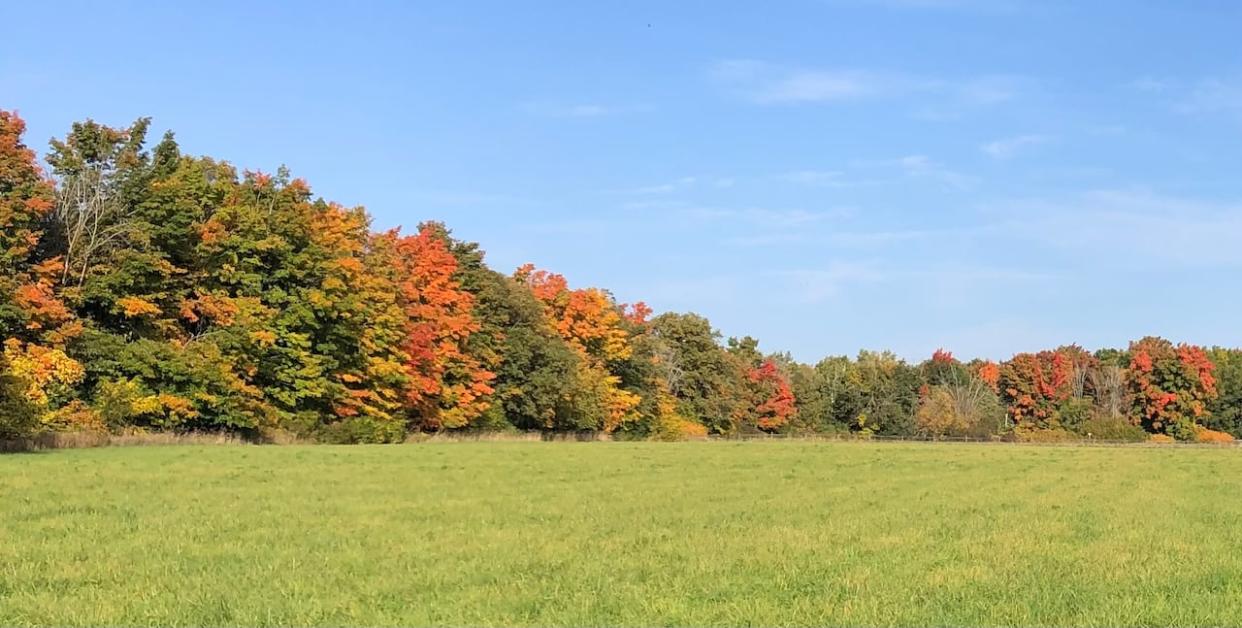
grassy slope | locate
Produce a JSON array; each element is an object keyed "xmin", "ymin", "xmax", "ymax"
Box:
[{"xmin": 2, "ymin": 441, "xmax": 1241, "ymax": 626}]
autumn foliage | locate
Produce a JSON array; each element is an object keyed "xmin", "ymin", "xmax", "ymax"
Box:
[
  {"xmin": 746, "ymin": 360, "xmax": 796, "ymax": 432},
  {"xmin": 8, "ymin": 109, "xmax": 1242, "ymax": 444},
  {"xmin": 1126, "ymin": 337, "xmax": 1217, "ymax": 437},
  {"xmin": 999, "ymin": 350, "xmax": 1075, "ymax": 428},
  {"xmin": 390, "ymin": 225, "xmax": 494, "ymax": 429}
]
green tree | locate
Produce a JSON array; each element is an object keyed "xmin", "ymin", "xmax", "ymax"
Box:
[
  {"xmin": 847, "ymin": 350, "xmax": 920, "ymax": 437},
  {"xmin": 648, "ymin": 313, "xmax": 746, "ymax": 434},
  {"xmin": 1205, "ymin": 348, "xmax": 1242, "ymax": 437}
]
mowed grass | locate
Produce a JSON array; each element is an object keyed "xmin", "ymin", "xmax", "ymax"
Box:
[{"xmin": 3, "ymin": 442, "xmax": 1242, "ymax": 626}]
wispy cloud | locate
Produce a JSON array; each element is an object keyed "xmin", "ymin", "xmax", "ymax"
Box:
[
  {"xmin": 614, "ymin": 176, "xmax": 735, "ymax": 195},
  {"xmin": 958, "ymin": 76, "xmax": 1024, "ymax": 105},
  {"xmin": 980, "ymin": 134, "xmax": 1051, "ymax": 159},
  {"xmin": 778, "ymin": 170, "xmax": 849, "ymax": 186},
  {"xmin": 884, "ymin": 154, "xmax": 977, "ymax": 189},
  {"xmin": 687, "ymin": 206, "xmax": 849, "ymax": 227},
  {"xmin": 776, "ymin": 264, "xmax": 888, "ymax": 302},
  {"xmin": 711, "ymin": 60, "xmax": 922, "ymax": 105},
  {"xmin": 777, "ymin": 262, "xmax": 1049, "ymax": 303},
  {"xmin": 990, "ymin": 188, "xmax": 1242, "ymax": 267},
  {"xmin": 1129, "ymin": 76, "xmax": 1242, "ymax": 117},
  {"xmin": 1129, "ymin": 76, "xmax": 1171, "ymax": 92},
  {"xmin": 776, "ymin": 156, "xmax": 977, "ymax": 191},
  {"xmin": 410, "ymin": 191, "xmax": 538, "ymax": 206},
  {"xmin": 710, "ymin": 60, "xmax": 884, "ymax": 103},
  {"xmin": 1177, "ymin": 78, "xmax": 1242, "ymax": 115},
  {"xmin": 712, "ymin": 60, "xmax": 1031, "ymax": 113},
  {"xmin": 832, "ymin": 0, "xmax": 1025, "ymax": 10},
  {"xmin": 524, "ymin": 102, "xmax": 653, "ymax": 118},
  {"xmin": 723, "ymin": 228, "xmax": 923, "ymax": 248}
]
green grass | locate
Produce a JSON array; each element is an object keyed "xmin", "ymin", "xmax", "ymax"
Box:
[{"xmin": 3, "ymin": 441, "xmax": 1242, "ymax": 626}]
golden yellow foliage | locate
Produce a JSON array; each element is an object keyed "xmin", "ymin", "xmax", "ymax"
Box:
[
  {"xmin": 1194, "ymin": 427, "xmax": 1234, "ymax": 443},
  {"xmin": 117, "ymin": 296, "xmax": 162, "ymax": 318},
  {"xmin": 2, "ymin": 339, "xmax": 84, "ymax": 407}
]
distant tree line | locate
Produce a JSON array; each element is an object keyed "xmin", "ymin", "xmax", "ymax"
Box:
[{"xmin": 1, "ymin": 112, "xmax": 1238, "ymax": 444}]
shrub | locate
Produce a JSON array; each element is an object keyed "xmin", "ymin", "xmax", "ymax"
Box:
[
  {"xmin": 915, "ymin": 381, "xmax": 1005, "ymax": 439},
  {"xmin": 0, "ymin": 367, "xmax": 39, "ymax": 439},
  {"xmin": 1194, "ymin": 426, "xmax": 1235, "ymax": 443},
  {"xmin": 1013, "ymin": 427, "xmax": 1074, "ymax": 442},
  {"xmin": 1080, "ymin": 414, "xmax": 1148, "ymax": 442},
  {"xmin": 1149, "ymin": 433, "xmax": 1176, "ymax": 444},
  {"xmin": 317, "ymin": 417, "xmax": 407, "ymax": 444},
  {"xmin": 654, "ymin": 417, "xmax": 708, "ymax": 441},
  {"xmin": 1057, "ymin": 397, "xmax": 1094, "ymax": 433},
  {"xmin": 42, "ymin": 400, "xmax": 107, "ymax": 432},
  {"xmin": 1168, "ymin": 418, "xmax": 1199, "ymax": 442}
]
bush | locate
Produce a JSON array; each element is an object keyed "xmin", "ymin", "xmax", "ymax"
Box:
[
  {"xmin": 915, "ymin": 383, "xmax": 1005, "ymax": 439},
  {"xmin": 1168, "ymin": 418, "xmax": 1199, "ymax": 442},
  {"xmin": 283, "ymin": 412, "xmax": 406, "ymax": 444},
  {"xmin": 654, "ymin": 417, "xmax": 708, "ymax": 441},
  {"xmin": 1194, "ymin": 426, "xmax": 1235, "ymax": 443},
  {"xmin": 42, "ymin": 400, "xmax": 107, "ymax": 432},
  {"xmin": 1149, "ymin": 433, "xmax": 1176, "ymax": 444},
  {"xmin": 1080, "ymin": 414, "xmax": 1148, "ymax": 442},
  {"xmin": 0, "ymin": 365, "xmax": 39, "ymax": 439},
  {"xmin": 1014, "ymin": 427, "xmax": 1074, "ymax": 442},
  {"xmin": 1057, "ymin": 397, "xmax": 1094, "ymax": 433},
  {"xmin": 317, "ymin": 417, "xmax": 407, "ymax": 444}
]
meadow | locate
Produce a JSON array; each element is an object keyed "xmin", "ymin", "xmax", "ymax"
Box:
[{"xmin": 3, "ymin": 441, "xmax": 1242, "ymax": 626}]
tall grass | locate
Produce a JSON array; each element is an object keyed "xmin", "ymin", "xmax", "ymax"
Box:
[
  {"xmin": 3, "ymin": 441, "xmax": 1242, "ymax": 626},
  {"xmin": 0, "ymin": 429, "xmax": 250, "ymax": 452}
]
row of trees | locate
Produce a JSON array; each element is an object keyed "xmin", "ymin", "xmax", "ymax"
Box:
[
  {"xmin": 1, "ymin": 111, "xmax": 1238, "ymax": 443},
  {"xmin": 0, "ymin": 112, "xmax": 794, "ymax": 442},
  {"xmin": 782, "ymin": 343, "xmax": 1238, "ymax": 442}
]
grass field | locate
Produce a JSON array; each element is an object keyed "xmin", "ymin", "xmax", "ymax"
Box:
[{"xmin": 3, "ymin": 441, "xmax": 1242, "ymax": 626}]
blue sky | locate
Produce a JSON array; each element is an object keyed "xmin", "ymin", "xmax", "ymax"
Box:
[{"xmin": 4, "ymin": 1, "xmax": 1242, "ymax": 363}]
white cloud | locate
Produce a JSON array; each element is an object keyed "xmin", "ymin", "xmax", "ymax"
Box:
[
  {"xmin": 777, "ymin": 264, "xmax": 887, "ymax": 302},
  {"xmin": 833, "ymin": 0, "xmax": 1025, "ymax": 10},
  {"xmin": 410, "ymin": 191, "xmax": 537, "ymax": 206},
  {"xmin": 711, "ymin": 60, "xmax": 1032, "ymax": 116},
  {"xmin": 753, "ymin": 70, "xmax": 880, "ymax": 104},
  {"xmin": 615, "ymin": 176, "xmax": 736, "ymax": 195},
  {"xmin": 980, "ymin": 134, "xmax": 1050, "ymax": 159},
  {"xmin": 687, "ymin": 206, "xmax": 842, "ymax": 227},
  {"xmin": 1129, "ymin": 76, "xmax": 1170, "ymax": 92},
  {"xmin": 779, "ymin": 170, "xmax": 846, "ymax": 186},
  {"xmin": 776, "ymin": 262, "xmax": 1049, "ymax": 304},
  {"xmin": 958, "ymin": 76, "xmax": 1022, "ymax": 105},
  {"xmin": 1177, "ymin": 78, "xmax": 1242, "ymax": 115},
  {"xmin": 889, "ymin": 154, "xmax": 977, "ymax": 189},
  {"xmin": 711, "ymin": 61, "xmax": 929, "ymax": 105},
  {"xmin": 1128, "ymin": 76, "xmax": 1242, "ymax": 116},
  {"xmin": 989, "ymin": 188, "xmax": 1242, "ymax": 267},
  {"xmin": 524, "ymin": 103, "xmax": 653, "ymax": 118}
]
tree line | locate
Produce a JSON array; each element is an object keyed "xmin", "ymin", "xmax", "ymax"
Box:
[{"xmin": 1, "ymin": 111, "xmax": 1238, "ymax": 444}]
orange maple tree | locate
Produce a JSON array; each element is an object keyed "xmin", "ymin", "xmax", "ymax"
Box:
[{"xmin": 392, "ymin": 224, "xmax": 494, "ymax": 429}]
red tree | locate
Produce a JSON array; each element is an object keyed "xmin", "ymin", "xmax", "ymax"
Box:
[{"xmin": 1128, "ymin": 336, "xmax": 1216, "ymax": 437}]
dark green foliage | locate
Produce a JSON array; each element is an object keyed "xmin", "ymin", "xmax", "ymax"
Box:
[
  {"xmin": 448, "ymin": 243, "xmax": 586, "ymax": 431},
  {"xmin": 1079, "ymin": 414, "xmax": 1149, "ymax": 441},
  {"xmin": 1207, "ymin": 348, "xmax": 1242, "ymax": 437},
  {"xmin": 648, "ymin": 313, "xmax": 746, "ymax": 434}
]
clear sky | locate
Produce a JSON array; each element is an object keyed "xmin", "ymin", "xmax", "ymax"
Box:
[{"xmin": 4, "ymin": 1, "xmax": 1241, "ymax": 363}]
